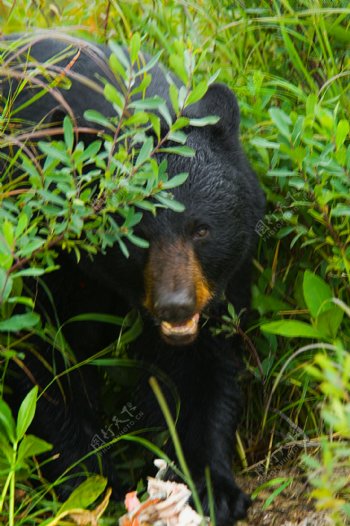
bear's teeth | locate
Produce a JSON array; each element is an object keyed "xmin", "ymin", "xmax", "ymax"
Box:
[{"xmin": 161, "ymin": 314, "xmax": 199, "ymax": 336}]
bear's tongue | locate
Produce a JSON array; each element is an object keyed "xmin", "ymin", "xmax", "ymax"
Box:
[{"xmin": 160, "ymin": 313, "xmax": 200, "ymax": 337}]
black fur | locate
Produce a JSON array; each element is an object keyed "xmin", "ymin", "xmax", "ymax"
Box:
[{"xmin": 2, "ymin": 32, "xmax": 264, "ymax": 525}]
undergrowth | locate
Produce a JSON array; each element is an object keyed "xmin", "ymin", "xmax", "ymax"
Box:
[{"xmin": 0, "ymin": 1, "xmax": 349, "ymax": 524}]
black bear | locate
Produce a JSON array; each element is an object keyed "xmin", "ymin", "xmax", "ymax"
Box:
[{"xmin": 2, "ymin": 32, "xmax": 265, "ymax": 525}]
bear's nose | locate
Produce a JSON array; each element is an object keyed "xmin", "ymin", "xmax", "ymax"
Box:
[{"xmin": 154, "ymin": 289, "xmax": 196, "ymax": 323}]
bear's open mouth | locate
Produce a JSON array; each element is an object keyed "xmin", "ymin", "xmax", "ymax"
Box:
[{"xmin": 160, "ymin": 313, "xmax": 200, "ymax": 339}]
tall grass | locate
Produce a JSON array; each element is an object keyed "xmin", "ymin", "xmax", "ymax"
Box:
[{"xmin": 1, "ymin": 0, "xmax": 349, "ymax": 523}]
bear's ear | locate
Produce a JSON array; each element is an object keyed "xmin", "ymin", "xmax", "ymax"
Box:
[{"xmin": 185, "ymin": 82, "xmax": 240, "ymax": 138}]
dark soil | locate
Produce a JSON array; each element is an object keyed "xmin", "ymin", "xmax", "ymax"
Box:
[{"xmin": 236, "ymin": 468, "xmax": 334, "ymax": 526}]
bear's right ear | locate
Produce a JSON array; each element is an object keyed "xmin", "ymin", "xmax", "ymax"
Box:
[{"xmin": 185, "ymin": 82, "xmax": 240, "ymax": 138}]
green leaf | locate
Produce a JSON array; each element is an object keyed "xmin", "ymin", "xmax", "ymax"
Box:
[
  {"xmin": 162, "ymin": 172, "xmax": 189, "ymax": 189},
  {"xmin": 84, "ymin": 110, "xmax": 115, "ymax": 130},
  {"xmin": 124, "ymin": 112, "xmax": 149, "ymax": 127},
  {"xmin": 335, "ymin": 119, "xmax": 349, "ymax": 150},
  {"xmin": 185, "ymin": 81, "xmax": 208, "ymax": 107},
  {"xmin": 169, "ymin": 83, "xmax": 179, "ymax": 114},
  {"xmin": 16, "ymin": 386, "xmax": 38, "ymax": 441},
  {"xmin": 252, "ymin": 477, "xmax": 293, "ymax": 499},
  {"xmin": 17, "ymin": 238, "xmax": 45, "ymax": 257},
  {"xmin": 66, "ymin": 313, "xmax": 125, "ymax": 325},
  {"xmin": 109, "ymin": 41, "xmax": 130, "ymax": 69},
  {"xmin": 109, "ymin": 53, "xmax": 127, "ymax": 80},
  {"xmin": 15, "ymin": 213, "xmax": 28, "ymax": 238},
  {"xmin": 188, "ymin": 115, "xmax": 220, "ymax": 127},
  {"xmin": 263, "ymin": 479, "xmax": 292, "ymax": 509},
  {"xmin": 7, "ymin": 296, "xmax": 35, "ymax": 308},
  {"xmin": 12, "ymin": 268, "xmax": 46, "ymax": 278},
  {"xmin": 38, "ymin": 142, "xmax": 69, "ymax": 164},
  {"xmin": 170, "ymin": 117, "xmax": 189, "ymax": 132},
  {"xmin": 324, "ymin": 21, "xmax": 350, "ymax": 44},
  {"xmin": 21, "ymin": 156, "xmax": 42, "ymax": 187},
  {"xmin": 252, "ymin": 289, "xmax": 289, "ymax": 315},
  {"xmin": 169, "ymin": 54, "xmax": 188, "ymax": 84},
  {"xmin": 261, "ymin": 320, "xmax": 321, "ymax": 338},
  {"xmin": 130, "ymin": 32, "xmax": 141, "ymax": 64},
  {"xmin": 129, "ymin": 96, "xmax": 165, "ymax": 110},
  {"xmin": 104, "ymin": 84, "xmax": 125, "ymax": 109},
  {"xmin": 80, "ymin": 140, "xmax": 102, "ymax": 161},
  {"xmin": 63, "ymin": 116, "xmax": 74, "ymax": 152},
  {"xmin": 155, "ymin": 193, "xmax": 185, "ymax": 212},
  {"xmin": 250, "ymin": 138, "xmax": 280, "ymax": 149},
  {"xmin": 316, "ymin": 306, "xmax": 344, "ymax": 340},
  {"xmin": 159, "ymin": 103, "xmax": 173, "ymax": 128},
  {"xmin": 0, "ymin": 312, "xmax": 40, "ymax": 332},
  {"xmin": 17, "ymin": 434, "xmax": 52, "ymax": 462},
  {"xmin": 136, "ymin": 51, "xmax": 162, "ymax": 75},
  {"xmin": 303, "ymin": 271, "xmax": 332, "ymax": 318},
  {"xmin": 0, "ymin": 269, "xmax": 13, "ymax": 303},
  {"xmin": 127, "ymin": 233, "xmax": 149, "ymax": 249},
  {"xmin": 269, "ymin": 108, "xmax": 292, "ymax": 139},
  {"xmin": 267, "ymin": 169, "xmax": 296, "ymax": 177},
  {"xmin": 331, "ymin": 204, "xmax": 350, "ymax": 217},
  {"xmin": 135, "ymin": 200, "xmax": 156, "ymax": 212},
  {"xmin": 3, "ymin": 220, "xmax": 14, "ymax": 247},
  {"xmin": 0, "ymin": 437, "xmax": 13, "ymax": 463},
  {"xmin": 0, "ymin": 400, "xmax": 16, "ymax": 443},
  {"xmin": 149, "ymin": 113, "xmax": 161, "ymax": 140},
  {"xmin": 159, "ymin": 145, "xmax": 194, "ymax": 157},
  {"xmin": 58, "ymin": 475, "xmax": 107, "ymax": 514},
  {"xmin": 136, "ymin": 136, "xmax": 153, "ymax": 167},
  {"xmin": 118, "ymin": 238, "xmax": 130, "ymax": 258},
  {"xmin": 168, "ymin": 130, "xmax": 187, "ymax": 144}
]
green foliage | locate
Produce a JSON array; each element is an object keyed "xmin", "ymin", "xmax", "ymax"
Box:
[
  {"xmin": 57, "ymin": 475, "xmax": 107, "ymax": 514},
  {"xmin": 0, "ymin": 388, "xmax": 110, "ymax": 525},
  {"xmin": 0, "ymin": 387, "xmax": 52, "ymax": 526},
  {"xmin": 261, "ymin": 271, "xmax": 344, "ymax": 340},
  {"xmin": 252, "ymin": 476, "xmax": 293, "ymax": 510},
  {"xmin": 0, "ymin": 0, "xmax": 350, "ymax": 522},
  {"xmin": 303, "ymin": 343, "xmax": 350, "ymax": 524},
  {"xmin": 259, "ymin": 269, "xmax": 349, "ymax": 517}
]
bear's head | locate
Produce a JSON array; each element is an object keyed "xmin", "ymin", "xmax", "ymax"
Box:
[{"xmin": 109, "ymin": 84, "xmax": 265, "ymax": 345}]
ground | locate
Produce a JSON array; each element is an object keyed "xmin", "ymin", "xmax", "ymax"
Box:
[{"xmin": 237, "ymin": 468, "xmax": 334, "ymax": 526}]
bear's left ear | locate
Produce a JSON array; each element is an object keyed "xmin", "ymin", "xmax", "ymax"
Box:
[{"xmin": 185, "ymin": 82, "xmax": 240, "ymax": 138}]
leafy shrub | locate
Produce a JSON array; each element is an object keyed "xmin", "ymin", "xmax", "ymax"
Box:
[{"xmin": 0, "ymin": 0, "xmax": 349, "ymax": 522}]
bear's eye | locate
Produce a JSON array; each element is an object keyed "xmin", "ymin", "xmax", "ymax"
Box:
[{"xmin": 193, "ymin": 225, "xmax": 209, "ymax": 240}]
